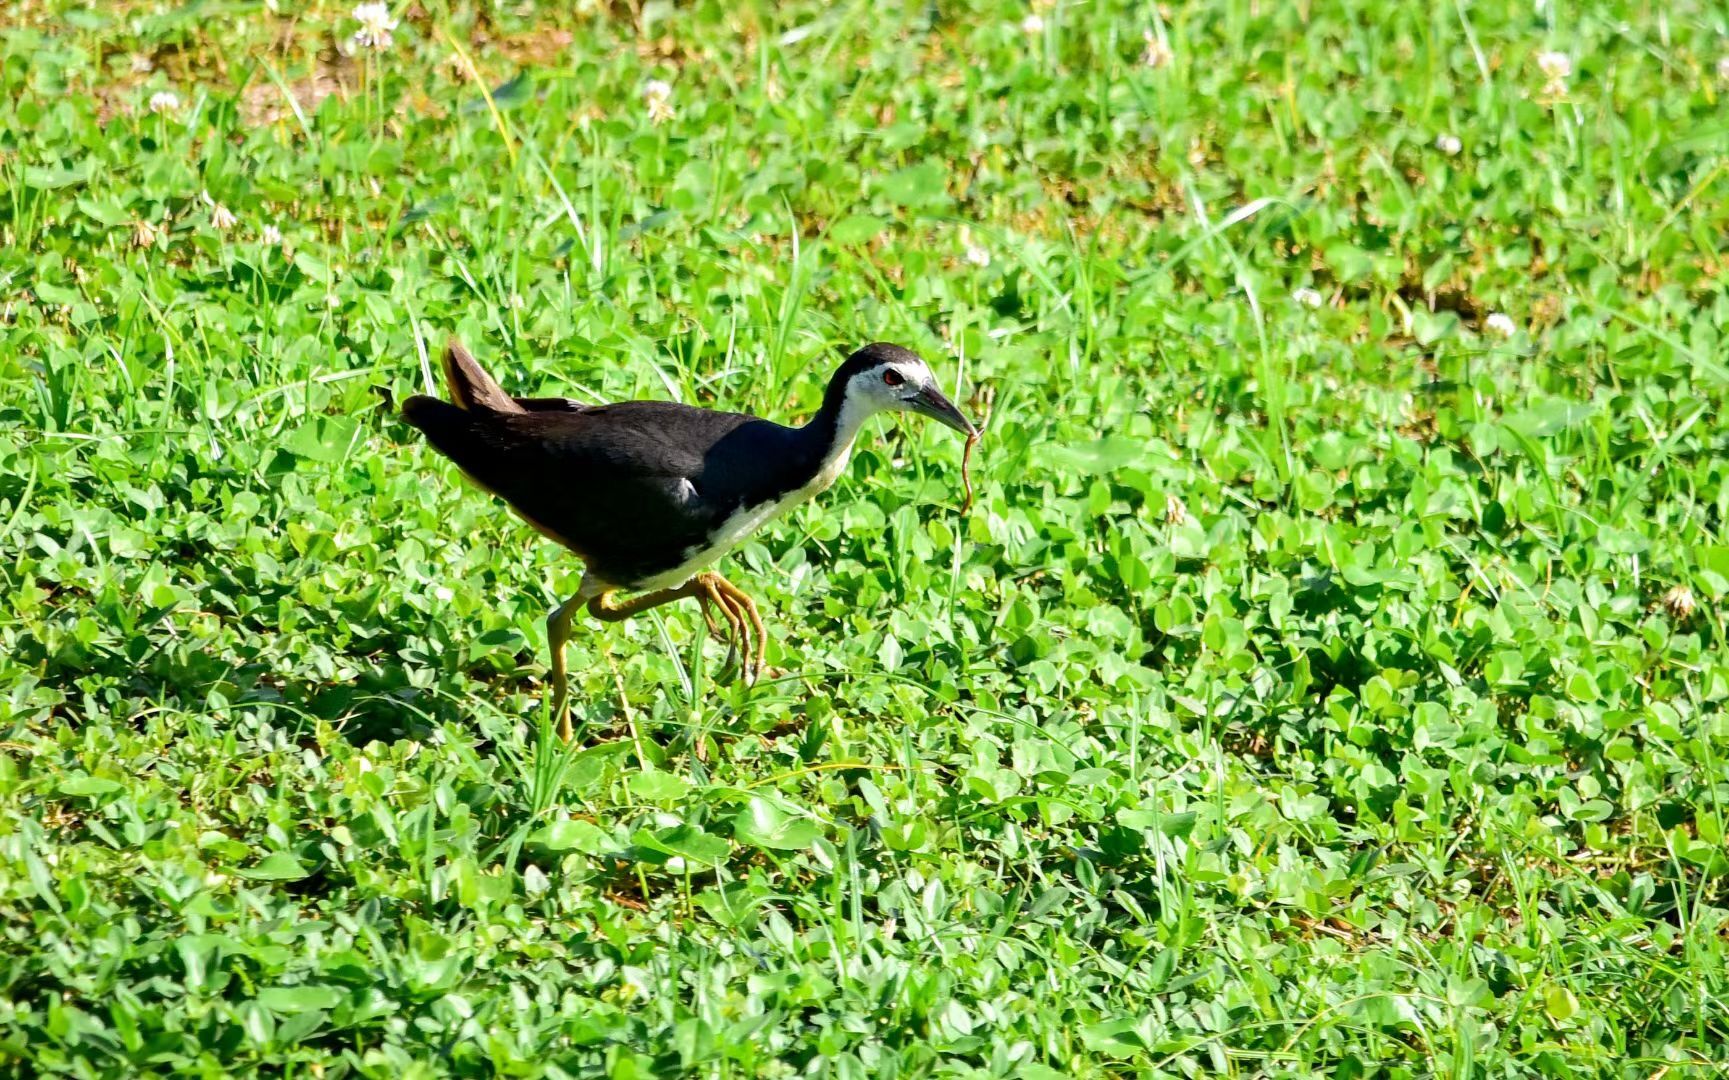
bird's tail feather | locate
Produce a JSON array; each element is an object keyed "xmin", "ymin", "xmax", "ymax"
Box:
[
  {"xmin": 400, "ymin": 393, "xmax": 470, "ymax": 442},
  {"xmin": 439, "ymin": 338, "xmax": 524, "ymax": 414},
  {"xmin": 397, "ymin": 394, "xmax": 513, "ymax": 499}
]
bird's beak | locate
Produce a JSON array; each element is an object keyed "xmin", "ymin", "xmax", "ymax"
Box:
[{"xmin": 909, "ymin": 384, "xmax": 978, "ymax": 437}]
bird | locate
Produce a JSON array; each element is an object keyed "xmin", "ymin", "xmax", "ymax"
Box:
[{"xmin": 401, "ymin": 338, "xmax": 978, "ymax": 741}]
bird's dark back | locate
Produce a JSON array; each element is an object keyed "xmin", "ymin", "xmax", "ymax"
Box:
[{"xmin": 402, "ymin": 396, "xmax": 826, "ymax": 584}]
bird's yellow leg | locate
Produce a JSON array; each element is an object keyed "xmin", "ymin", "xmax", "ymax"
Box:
[
  {"xmin": 546, "ymin": 585, "xmax": 597, "ymax": 742},
  {"xmin": 692, "ymin": 574, "xmax": 746, "ymax": 674},
  {"xmin": 552, "ymin": 574, "xmax": 766, "ymax": 756},
  {"xmin": 587, "ymin": 580, "xmax": 706, "ymax": 622},
  {"xmin": 710, "ymin": 587, "xmax": 756, "ymax": 682},
  {"xmin": 584, "ymin": 574, "xmax": 766, "ymax": 687},
  {"xmin": 708, "ymin": 575, "xmax": 768, "ymax": 682},
  {"xmin": 695, "ymin": 595, "xmax": 723, "ymax": 639}
]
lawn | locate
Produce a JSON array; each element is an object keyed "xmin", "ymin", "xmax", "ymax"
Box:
[{"xmin": 4, "ymin": 0, "xmax": 1729, "ymax": 1075}]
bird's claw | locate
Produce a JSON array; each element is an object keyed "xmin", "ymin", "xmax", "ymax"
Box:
[
  {"xmin": 713, "ymin": 641, "xmax": 759, "ymax": 686},
  {"xmin": 694, "ymin": 573, "xmax": 768, "ymax": 688}
]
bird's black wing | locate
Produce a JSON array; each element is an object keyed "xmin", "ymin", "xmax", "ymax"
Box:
[
  {"xmin": 406, "ymin": 398, "xmax": 774, "ymax": 585},
  {"xmin": 512, "ymin": 396, "xmax": 588, "ymax": 413}
]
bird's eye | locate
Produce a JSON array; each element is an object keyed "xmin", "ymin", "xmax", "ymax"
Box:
[{"xmin": 882, "ymin": 369, "xmax": 904, "ymax": 387}]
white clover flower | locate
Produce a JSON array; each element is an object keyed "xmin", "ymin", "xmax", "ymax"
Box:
[
  {"xmin": 351, "ymin": 2, "xmax": 398, "ymax": 51},
  {"xmin": 1661, "ymin": 585, "xmax": 1696, "ymax": 622},
  {"xmin": 643, "ymin": 79, "xmax": 675, "ymax": 124},
  {"xmin": 1021, "ymin": 13, "xmax": 1045, "ymax": 34},
  {"xmin": 1164, "ymin": 494, "xmax": 1189, "ymax": 526},
  {"xmin": 260, "ymin": 224, "xmax": 283, "ymax": 246},
  {"xmin": 147, "ymin": 90, "xmax": 180, "ymax": 114},
  {"xmin": 131, "ymin": 219, "xmax": 160, "ymax": 250},
  {"xmin": 1536, "ymin": 51, "xmax": 1572, "ymax": 80},
  {"xmin": 1435, "ymin": 133, "xmax": 1462, "ymax": 155},
  {"xmin": 201, "ymin": 190, "xmax": 237, "ymax": 231},
  {"xmin": 1292, "ymin": 286, "xmax": 1323, "ymax": 309},
  {"xmin": 960, "ymin": 227, "xmax": 990, "ymax": 267},
  {"xmin": 1537, "ymin": 50, "xmax": 1572, "ymax": 97},
  {"xmin": 522, "ymin": 864, "xmax": 550, "ymax": 896},
  {"xmin": 1141, "ymin": 30, "xmax": 1173, "ymax": 68},
  {"xmin": 1485, "ymin": 312, "xmax": 1517, "ymax": 337}
]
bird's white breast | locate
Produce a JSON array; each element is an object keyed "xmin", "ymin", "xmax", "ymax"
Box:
[{"xmin": 632, "ymin": 440, "xmax": 853, "ymax": 593}]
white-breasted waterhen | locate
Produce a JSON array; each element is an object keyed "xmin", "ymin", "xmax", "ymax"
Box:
[{"xmin": 402, "ymin": 339, "xmax": 978, "ymax": 740}]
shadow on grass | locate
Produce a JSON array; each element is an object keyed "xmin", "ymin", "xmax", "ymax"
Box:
[{"xmin": 30, "ymin": 625, "xmax": 545, "ymax": 748}]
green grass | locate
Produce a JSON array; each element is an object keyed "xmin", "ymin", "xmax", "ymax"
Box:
[{"xmin": 4, "ymin": 0, "xmax": 1729, "ymax": 1074}]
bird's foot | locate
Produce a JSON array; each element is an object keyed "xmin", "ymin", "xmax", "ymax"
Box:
[
  {"xmin": 694, "ymin": 583, "xmax": 738, "ymax": 676},
  {"xmin": 708, "ymin": 575, "xmax": 768, "ymax": 683},
  {"xmin": 695, "ymin": 573, "xmax": 765, "ymax": 685},
  {"xmin": 714, "ymin": 652, "xmax": 767, "ymax": 687},
  {"xmin": 547, "ymin": 591, "xmax": 588, "ymax": 743}
]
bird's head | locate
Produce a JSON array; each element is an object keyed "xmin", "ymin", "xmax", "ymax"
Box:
[{"xmin": 827, "ymin": 342, "xmax": 978, "ymax": 438}]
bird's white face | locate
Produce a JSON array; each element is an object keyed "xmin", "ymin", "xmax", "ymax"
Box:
[
  {"xmin": 841, "ymin": 358, "xmax": 977, "ymax": 436},
  {"xmin": 846, "ymin": 357, "xmax": 933, "ymax": 414}
]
